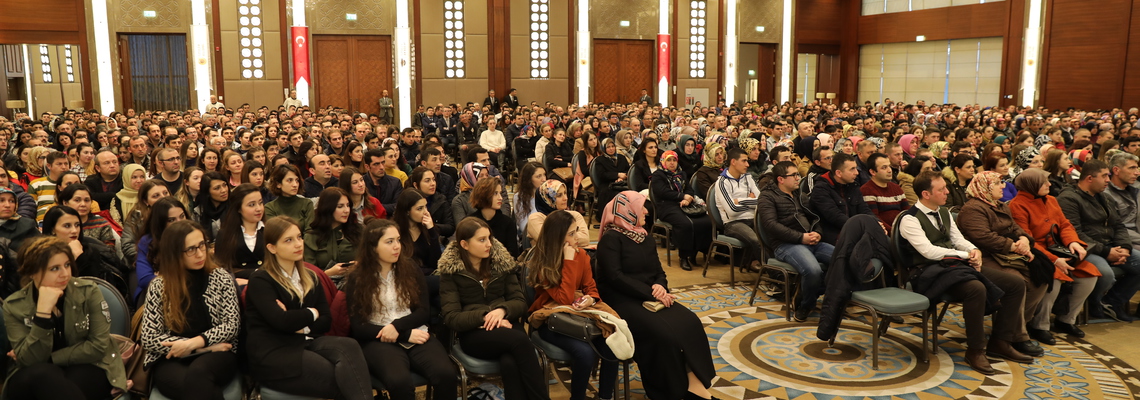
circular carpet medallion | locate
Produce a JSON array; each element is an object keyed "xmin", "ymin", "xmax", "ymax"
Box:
[{"xmin": 668, "ymin": 281, "xmax": 1140, "ymax": 400}]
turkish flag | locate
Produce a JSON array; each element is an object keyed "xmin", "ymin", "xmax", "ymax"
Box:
[{"xmin": 291, "ymin": 27, "xmax": 310, "ymax": 102}]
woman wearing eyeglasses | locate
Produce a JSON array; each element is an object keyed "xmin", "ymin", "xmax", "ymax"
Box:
[{"xmin": 140, "ymin": 220, "xmax": 241, "ymax": 399}]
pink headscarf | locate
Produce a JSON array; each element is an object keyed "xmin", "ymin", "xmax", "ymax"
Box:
[
  {"xmin": 898, "ymin": 134, "xmax": 917, "ymax": 157},
  {"xmin": 601, "ymin": 191, "xmax": 648, "ymax": 243}
]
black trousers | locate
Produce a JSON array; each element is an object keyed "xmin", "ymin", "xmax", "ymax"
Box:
[
  {"xmin": 151, "ymin": 351, "xmax": 239, "ymax": 400},
  {"xmin": 6, "ymin": 362, "xmax": 112, "ymax": 400},
  {"xmin": 260, "ymin": 336, "xmax": 374, "ymax": 400},
  {"xmin": 459, "ymin": 327, "xmax": 550, "ymax": 400},
  {"xmin": 362, "ymin": 336, "xmax": 457, "ymax": 400}
]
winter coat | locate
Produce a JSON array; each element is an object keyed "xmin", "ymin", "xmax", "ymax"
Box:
[
  {"xmin": 1056, "ymin": 186, "xmax": 1133, "ymax": 258},
  {"xmin": 437, "ymin": 239, "xmax": 527, "ymax": 333},
  {"xmin": 755, "ymin": 177, "xmax": 818, "ymax": 249},
  {"xmin": 808, "ymin": 172, "xmax": 873, "ymax": 245},
  {"xmin": 1008, "ymin": 191, "xmax": 1101, "ymax": 281},
  {"xmin": 817, "ymin": 215, "xmax": 895, "ymax": 341}
]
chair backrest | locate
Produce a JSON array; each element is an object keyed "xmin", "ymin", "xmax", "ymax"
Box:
[
  {"xmin": 86, "ymin": 277, "xmax": 130, "ymax": 336},
  {"xmin": 627, "ymin": 165, "xmax": 645, "ymax": 192},
  {"xmin": 890, "ymin": 212, "xmax": 913, "ymax": 285},
  {"xmin": 706, "ymin": 184, "xmax": 726, "ymax": 230},
  {"xmin": 589, "ymin": 157, "xmax": 603, "ymax": 191}
]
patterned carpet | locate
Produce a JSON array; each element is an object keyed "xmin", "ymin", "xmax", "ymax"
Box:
[{"xmin": 550, "ymin": 281, "xmax": 1140, "ymax": 400}]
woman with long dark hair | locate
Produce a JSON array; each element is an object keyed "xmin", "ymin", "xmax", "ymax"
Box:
[
  {"xmin": 394, "ymin": 189, "xmax": 442, "ymax": 275},
  {"xmin": 467, "ymin": 176, "xmax": 520, "ymax": 257},
  {"xmin": 213, "ymin": 183, "xmax": 265, "ymax": 281},
  {"xmin": 630, "ymin": 137, "xmax": 660, "ymax": 191},
  {"xmin": 346, "ymin": 219, "xmax": 457, "ymax": 400},
  {"xmin": 514, "ymin": 162, "xmax": 546, "ymax": 236},
  {"xmin": 42, "ymin": 206, "xmax": 130, "ymax": 300},
  {"xmin": 339, "ymin": 167, "xmax": 386, "ymax": 221},
  {"xmin": 408, "ymin": 166, "xmax": 455, "ymax": 239},
  {"xmin": 177, "ymin": 166, "xmax": 203, "ymax": 222},
  {"xmin": 140, "ymin": 220, "xmax": 241, "ymax": 399},
  {"xmin": 2, "ymin": 236, "xmax": 127, "ymax": 399},
  {"xmin": 244, "ymin": 216, "xmax": 372, "ymax": 400},
  {"xmin": 195, "ymin": 171, "xmax": 230, "ymax": 238},
  {"xmin": 305, "ymin": 187, "xmax": 360, "ymax": 289},
  {"xmin": 439, "ymin": 217, "xmax": 549, "ymax": 400},
  {"xmin": 526, "ymin": 210, "xmax": 619, "ymax": 400},
  {"xmin": 134, "ymin": 197, "xmax": 190, "ymax": 304}
]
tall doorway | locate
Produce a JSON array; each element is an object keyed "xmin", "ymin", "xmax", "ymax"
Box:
[
  {"xmin": 312, "ymin": 35, "xmax": 392, "ymax": 115},
  {"xmin": 592, "ymin": 39, "xmax": 654, "ymax": 104},
  {"xmin": 118, "ymin": 34, "xmax": 190, "ymax": 111}
]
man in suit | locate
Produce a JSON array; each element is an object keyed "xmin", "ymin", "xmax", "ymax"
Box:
[
  {"xmin": 502, "ymin": 88, "xmax": 520, "ymax": 110},
  {"xmin": 483, "ymin": 90, "xmax": 500, "ymax": 114},
  {"xmin": 638, "ymin": 89, "xmax": 652, "ymax": 104},
  {"xmin": 411, "ymin": 105, "xmax": 426, "ymax": 129}
]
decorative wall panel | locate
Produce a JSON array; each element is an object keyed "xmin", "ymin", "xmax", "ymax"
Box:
[
  {"xmin": 117, "ymin": 0, "xmax": 184, "ymax": 29},
  {"xmin": 738, "ymin": 0, "xmax": 782, "ymax": 43},
  {"xmin": 591, "ymin": 0, "xmax": 658, "ymax": 40},
  {"xmin": 309, "ymin": 0, "xmax": 392, "ymax": 33}
]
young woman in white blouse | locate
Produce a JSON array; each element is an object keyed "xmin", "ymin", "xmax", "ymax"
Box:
[{"xmin": 346, "ymin": 219, "xmax": 457, "ymax": 400}]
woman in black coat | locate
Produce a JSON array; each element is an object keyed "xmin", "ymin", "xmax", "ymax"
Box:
[
  {"xmin": 595, "ymin": 138, "xmax": 631, "ymax": 220},
  {"xmin": 595, "ymin": 192, "xmax": 717, "ymax": 400},
  {"xmin": 543, "ymin": 128, "xmax": 574, "ymax": 185},
  {"xmin": 651, "ymin": 151, "xmax": 713, "ymax": 271}
]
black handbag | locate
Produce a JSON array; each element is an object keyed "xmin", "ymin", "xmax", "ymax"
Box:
[
  {"xmin": 681, "ymin": 202, "xmax": 708, "ymax": 216},
  {"xmin": 1046, "ymin": 224, "xmax": 1078, "ymax": 259},
  {"xmin": 546, "ymin": 312, "xmax": 602, "ymax": 341}
]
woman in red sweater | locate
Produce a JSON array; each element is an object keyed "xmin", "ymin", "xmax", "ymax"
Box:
[
  {"xmin": 526, "ymin": 210, "xmax": 618, "ymax": 400},
  {"xmin": 1008, "ymin": 168, "xmax": 1100, "ymax": 343}
]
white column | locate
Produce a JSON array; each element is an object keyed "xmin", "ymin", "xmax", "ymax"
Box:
[
  {"xmin": 1020, "ymin": 0, "xmax": 1044, "ymax": 107},
  {"xmin": 90, "ymin": 0, "xmax": 115, "ymax": 113},
  {"xmin": 395, "ymin": 0, "xmax": 413, "ymax": 128},
  {"xmin": 21, "ymin": 45, "xmax": 34, "ymax": 117},
  {"xmin": 190, "ymin": 0, "xmax": 213, "ymax": 113},
  {"xmin": 576, "ymin": 0, "xmax": 591, "ymax": 105},
  {"xmin": 291, "ymin": 0, "xmax": 309, "ymax": 106},
  {"xmin": 779, "ymin": 0, "xmax": 792, "ymax": 103},
  {"xmin": 724, "ymin": 0, "xmax": 737, "ymax": 103}
]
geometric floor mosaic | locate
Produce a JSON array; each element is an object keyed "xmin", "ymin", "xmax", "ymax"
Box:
[{"xmin": 554, "ymin": 281, "xmax": 1140, "ymax": 400}]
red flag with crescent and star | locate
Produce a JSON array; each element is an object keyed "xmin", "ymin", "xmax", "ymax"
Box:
[{"xmin": 291, "ymin": 27, "xmax": 310, "ymax": 98}]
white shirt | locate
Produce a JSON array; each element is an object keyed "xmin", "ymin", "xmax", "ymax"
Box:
[
  {"xmin": 898, "ymin": 201, "xmax": 976, "ymax": 260},
  {"xmin": 242, "ymin": 221, "xmax": 265, "ymax": 252},
  {"xmin": 287, "ymin": 268, "xmax": 319, "ymax": 337},
  {"xmin": 368, "ymin": 269, "xmax": 428, "ymax": 332}
]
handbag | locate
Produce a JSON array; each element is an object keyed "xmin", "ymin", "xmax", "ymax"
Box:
[
  {"xmin": 1046, "ymin": 224, "xmax": 1078, "ymax": 259},
  {"xmin": 681, "ymin": 202, "xmax": 708, "ymax": 216},
  {"xmin": 120, "ymin": 308, "xmax": 149, "ymax": 396},
  {"xmin": 581, "ymin": 177, "xmax": 593, "ymax": 192},
  {"xmin": 553, "ymin": 167, "xmax": 573, "ymax": 180},
  {"xmin": 546, "ymin": 311, "xmax": 602, "ymax": 342},
  {"xmin": 609, "ymin": 180, "xmax": 629, "ymax": 191}
]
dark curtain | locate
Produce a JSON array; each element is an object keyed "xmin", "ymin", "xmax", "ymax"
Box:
[{"xmin": 127, "ymin": 35, "xmax": 190, "ymax": 111}]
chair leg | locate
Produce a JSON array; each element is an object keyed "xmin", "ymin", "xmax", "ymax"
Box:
[
  {"xmin": 921, "ymin": 310, "xmax": 930, "ymax": 363},
  {"xmin": 623, "ymin": 361, "xmax": 631, "ymax": 400},
  {"xmin": 869, "ymin": 312, "xmax": 881, "ymax": 370},
  {"xmin": 748, "ymin": 270, "xmax": 763, "ymax": 305},
  {"xmin": 701, "ymin": 243, "xmax": 715, "ymax": 277},
  {"xmin": 728, "ymin": 247, "xmax": 736, "ymax": 288}
]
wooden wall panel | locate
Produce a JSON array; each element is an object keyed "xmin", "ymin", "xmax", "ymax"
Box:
[
  {"xmin": 796, "ymin": 0, "xmax": 843, "ymax": 45},
  {"xmin": 1123, "ymin": 0, "xmax": 1140, "ymax": 107},
  {"xmin": 0, "ymin": 0, "xmax": 82, "ymax": 41},
  {"xmin": 756, "ymin": 44, "xmax": 777, "ymax": 104},
  {"xmin": 1039, "ymin": 0, "xmax": 1132, "ymax": 110},
  {"xmin": 622, "ymin": 41, "xmax": 654, "ymax": 103},
  {"xmin": 487, "ymin": 0, "xmax": 512, "ymax": 96},
  {"xmin": 857, "ymin": 2, "xmax": 1006, "ymax": 45},
  {"xmin": 352, "ymin": 37, "xmax": 393, "ymax": 115}
]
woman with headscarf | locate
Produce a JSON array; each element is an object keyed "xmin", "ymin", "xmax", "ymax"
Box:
[
  {"xmin": 651, "ymin": 151, "xmax": 713, "ymax": 271},
  {"xmin": 594, "ymin": 138, "xmax": 632, "ymax": 220},
  {"xmin": 1013, "ymin": 146, "xmax": 1043, "ymax": 177},
  {"xmin": 1008, "ymin": 168, "xmax": 1100, "ymax": 344},
  {"xmin": 738, "ymin": 138, "xmax": 765, "ymax": 183},
  {"xmin": 450, "ymin": 162, "xmax": 492, "ymax": 226},
  {"xmin": 928, "ymin": 141, "xmax": 951, "ymax": 170},
  {"xmin": 691, "ymin": 143, "xmax": 725, "ymax": 202},
  {"xmin": 833, "ymin": 137, "xmax": 855, "ymax": 156},
  {"xmin": 593, "ymin": 192, "xmax": 717, "ymax": 400},
  {"xmin": 613, "ymin": 130, "xmax": 636, "ymax": 164},
  {"xmin": 676, "ymin": 133, "xmax": 701, "ymax": 179},
  {"xmin": 526, "ymin": 180, "xmax": 590, "ymax": 249},
  {"xmin": 817, "ymin": 133, "xmax": 834, "ymax": 151},
  {"xmin": 956, "ymin": 171, "xmax": 1051, "ymax": 356},
  {"xmin": 793, "ymin": 136, "xmax": 820, "ymax": 177},
  {"xmin": 898, "ymin": 134, "xmax": 918, "ymax": 163}
]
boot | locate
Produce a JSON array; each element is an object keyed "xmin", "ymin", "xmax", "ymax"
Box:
[
  {"xmin": 986, "ymin": 339, "xmax": 1033, "ymax": 364},
  {"xmin": 964, "ymin": 349, "xmax": 995, "ymax": 375},
  {"xmin": 679, "ymin": 257, "xmax": 693, "ymax": 271}
]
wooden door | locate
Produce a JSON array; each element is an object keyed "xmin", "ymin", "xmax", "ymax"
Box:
[
  {"xmin": 312, "ymin": 35, "xmax": 392, "ymax": 114},
  {"xmin": 756, "ymin": 43, "xmax": 777, "ymax": 104},
  {"xmin": 592, "ymin": 39, "xmax": 654, "ymax": 104}
]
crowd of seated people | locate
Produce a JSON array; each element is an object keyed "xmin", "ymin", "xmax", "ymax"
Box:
[{"xmin": 0, "ymin": 96, "xmax": 1139, "ymax": 398}]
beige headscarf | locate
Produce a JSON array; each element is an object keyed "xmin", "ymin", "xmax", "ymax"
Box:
[{"xmin": 116, "ymin": 164, "xmax": 147, "ymax": 215}]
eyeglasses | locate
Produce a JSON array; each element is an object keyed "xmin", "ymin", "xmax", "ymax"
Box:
[
  {"xmin": 162, "ymin": 156, "xmax": 182, "ymax": 163},
  {"xmin": 781, "ymin": 174, "xmax": 801, "ymax": 179},
  {"xmin": 184, "ymin": 241, "xmax": 208, "ymax": 255}
]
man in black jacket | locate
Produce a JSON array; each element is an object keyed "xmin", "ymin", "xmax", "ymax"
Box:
[
  {"xmin": 84, "ymin": 150, "xmax": 123, "ymax": 211},
  {"xmin": 1057, "ymin": 158, "xmax": 1140, "ymax": 321},
  {"xmin": 303, "ymin": 154, "xmax": 338, "ymax": 198},
  {"xmin": 756, "ymin": 161, "xmax": 832, "ymax": 322},
  {"xmin": 809, "ymin": 153, "xmax": 874, "ymax": 245}
]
